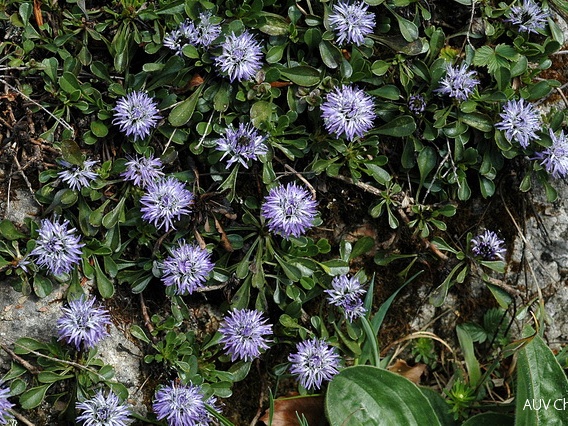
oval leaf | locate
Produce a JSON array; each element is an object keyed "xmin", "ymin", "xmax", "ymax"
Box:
[{"xmin": 326, "ymin": 366, "xmax": 442, "ymax": 426}]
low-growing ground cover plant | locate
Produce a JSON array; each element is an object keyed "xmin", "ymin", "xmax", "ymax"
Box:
[{"xmin": 1, "ymin": 0, "xmax": 568, "ymax": 424}]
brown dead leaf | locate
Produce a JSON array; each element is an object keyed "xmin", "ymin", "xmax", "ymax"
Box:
[
  {"xmin": 388, "ymin": 359, "xmax": 427, "ymax": 384},
  {"xmin": 189, "ymin": 74, "xmax": 204, "ymax": 88},
  {"xmin": 33, "ymin": 0, "xmax": 44, "ymax": 27},
  {"xmin": 259, "ymin": 394, "xmax": 325, "ymax": 426}
]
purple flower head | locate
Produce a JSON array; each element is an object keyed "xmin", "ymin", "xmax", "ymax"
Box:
[
  {"xmin": 329, "ymin": 1, "xmax": 375, "ymax": 46},
  {"xmin": 163, "ymin": 29, "xmax": 184, "ymax": 55},
  {"xmin": 261, "ymin": 182, "xmax": 318, "ymax": 239},
  {"xmin": 140, "ymin": 177, "xmax": 194, "ymax": 232},
  {"xmin": 506, "ymin": 0, "xmax": 549, "ymax": 34},
  {"xmin": 471, "ymin": 230, "xmax": 506, "ymax": 261},
  {"xmin": 216, "ymin": 123, "xmax": 268, "ymax": 168},
  {"xmin": 30, "ymin": 217, "xmax": 84, "ymax": 276},
  {"xmin": 288, "ymin": 338, "xmax": 341, "ymax": 390},
  {"xmin": 113, "ymin": 91, "xmax": 161, "ymax": 141},
  {"xmin": 408, "ymin": 94, "xmax": 426, "ymax": 115},
  {"xmin": 534, "ymin": 129, "xmax": 568, "ymax": 179},
  {"xmin": 324, "ymin": 275, "xmax": 367, "ymax": 322},
  {"xmin": 0, "ymin": 384, "xmax": 14, "ymax": 425},
  {"xmin": 219, "ymin": 308, "xmax": 273, "ymax": 362},
  {"xmin": 215, "ymin": 31, "xmax": 263, "ymax": 82},
  {"xmin": 57, "ymin": 296, "xmax": 111, "ymax": 350},
  {"xmin": 76, "ymin": 389, "xmax": 132, "ymax": 426},
  {"xmin": 58, "ymin": 159, "xmax": 98, "ymax": 191},
  {"xmin": 153, "ymin": 382, "xmax": 209, "ymax": 426},
  {"xmin": 161, "ymin": 241, "xmax": 214, "ymax": 295},
  {"xmin": 121, "ymin": 154, "xmax": 164, "ymax": 188},
  {"xmin": 436, "ymin": 63, "xmax": 480, "ymax": 101},
  {"xmin": 195, "ymin": 12, "xmax": 222, "ymax": 47},
  {"xmin": 321, "ymin": 85, "xmax": 376, "ymax": 141},
  {"xmin": 495, "ymin": 98, "xmax": 541, "ymax": 149}
]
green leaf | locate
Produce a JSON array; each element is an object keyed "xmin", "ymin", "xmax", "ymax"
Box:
[
  {"xmin": 374, "ymin": 115, "xmax": 416, "ymax": 137},
  {"xmin": 516, "ymin": 327, "xmax": 568, "ymax": 426},
  {"xmin": 369, "ymin": 85, "xmax": 400, "ymax": 100},
  {"xmin": 20, "ymin": 384, "xmax": 51, "ymax": 409},
  {"xmin": 58, "ymin": 71, "xmax": 82, "ymax": 94},
  {"xmin": 462, "ymin": 413, "xmax": 513, "ymax": 426},
  {"xmin": 38, "ymin": 371, "xmax": 74, "ymax": 384},
  {"xmin": 257, "ymin": 12, "xmax": 289, "ymax": 36},
  {"xmin": 456, "ymin": 324, "xmax": 481, "ymax": 387},
  {"xmin": 486, "ymin": 283, "xmax": 513, "ymax": 310},
  {"xmin": 130, "ymin": 324, "xmax": 151, "ymax": 344},
  {"xmin": 280, "ymin": 66, "xmax": 321, "ymax": 86},
  {"xmin": 326, "ymin": 366, "xmax": 442, "ymax": 426},
  {"xmin": 0, "ymin": 220, "xmax": 26, "ymax": 240},
  {"xmin": 394, "ymin": 13, "xmax": 419, "ymax": 42},
  {"xmin": 90, "ymin": 121, "xmax": 109, "ymax": 138},
  {"xmin": 461, "ymin": 112, "xmax": 494, "ymax": 132},
  {"xmin": 250, "ymin": 101, "xmax": 273, "ymax": 127},
  {"xmin": 94, "ymin": 257, "xmax": 115, "ymax": 298},
  {"xmin": 169, "ymin": 86, "xmax": 203, "ymax": 127},
  {"xmin": 350, "ymin": 236, "xmax": 375, "ymax": 260},
  {"xmin": 60, "ymin": 139, "xmax": 85, "ymax": 165},
  {"xmin": 319, "ymin": 40, "xmax": 343, "ymax": 69},
  {"xmin": 417, "ymin": 146, "xmax": 437, "ymax": 187},
  {"xmin": 33, "ymin": 274, "xmax": 53, "ymax": 298}
]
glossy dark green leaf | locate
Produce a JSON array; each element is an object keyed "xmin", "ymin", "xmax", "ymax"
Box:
[
  {"xmin": 516, "ymin": 326, "xmax": 568, "ymax": 425},
  {"xmin": 20, "ymin": 384, "xmax": 51, "ymax": 409},
  {"xmin": 280, "ymin": 66, "xmax": 321, "ymax": 86},
  {"xmin": 94, "ymin": 257, "xmax": 115, "ymax": 298},
  {"xmin": 319, "ymin": 40, "xmax": 343, "ymax": 69},
  {"xmin": 374, "ymin": 115, "xmax": 416, "ymax": 137},
  {"xmin": 169, "ymin": 86, "xmax": 203, "ymax": 127},
  {"xmin": 326, "ymin": 366, "xmax": 442, "ymax": 426}
]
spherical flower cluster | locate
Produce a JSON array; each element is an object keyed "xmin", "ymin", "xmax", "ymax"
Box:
[
  {"xmin": 140, "ymin": 177, "xmax": 194, "ymax": 232},
  {"xmin": 215, "ymin": 31, "xmax": 263, "ymax": 82},
  {"xmin": 161, "ymin": 241, "xmax": 214, "ymax": 295},
  {"xmin": 216, "ymin": 123, "xmax": 268, "ymax": 168},
  {"xmin": 534, "ymin": 129, "xmax": 568, "ymax": 179},
  {"xmin": 219, "ymin": 308, "xmax": 273, "ymax": 362},
  {"xmin": 436, "ymin": 63, "xmax": 480, "ymax": 101},
  {"xmin": 495, "ymin": 98, "xmax": 541, "ymax": 149},
  {"xmin": 58, "ymin": 159, "xmax": 98, "ymax": 191},
  {"xmin": 113, "ymin": 91, "xmax": 161, "ymax": 141},
  {"xmin": 506, "ymin": 0, "xmax": 550, "ymax": 34},
  {"xmin": 164, "ymin": 12, "xmax": 222, "ymax": 54},
  {"xmin": 57, "ymin": 296, "xmax": 111, "ymax": 351},
  {"xmin": 0, "ymin": 384, "xmax": 14, "ymax": 426},
  {"xmin": 261, "ymin": 182, "xmax": 318, "ymax": 239},
  {"xmin": 76, "ymin": 390, "xmax": 132, "ymax": 426},
  {"xmin": 288, "ymin": 338, "xmax": 341, "ymax": 390},
  {"xmin": 121, "ymin": 154, "xmax": 164, "ymax": 188},
  {"xmin": 321, "ymin": 85, "xmax": 376, "ymax": 141},
  {"xmin": 471, "ymin": 230, "xmax": 506, "ymax": 261},
  {"xmin": 153, "ymin": 382, "xmax": 210, "ymax": 426},
  {"xmin": 30, "ymin": 217, "xmax": 84, "ymax": 276},
  {"xmin": 324, "ymin": 275, "xmax": 367, "ymax": 322},
  {"xmin": 329, "ymin": 1, "xmax": 375, "ymax": 46},
  {"xmin": 408, "ymin": 94, "xmax": 426, "ymax": 115}
]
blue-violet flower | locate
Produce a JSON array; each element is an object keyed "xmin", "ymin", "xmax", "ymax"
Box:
[
  {"xmin": 534, "ymin": 129, "xmax": 568, "ymax": 179},
  {"xmin": 163, "ymin": 29, "xmax": 184, "ymax": 55},
  {"xmin": 30, "ymin": 217, "xmax": 84, "ymax": 276},
  {"xmin": 471, "ymin": 230, "xmax": 506, "ymax": 261},
  {"xmin": 329, "ymin": 1, "xmax": 375, "ymax": 46},
  {"xmin": 121, "ymin": 154, "xmax": 164, "ymax": 188},
  {"xmin": 288, "ymin": 338, "xmax": 341, "ymax": 390},
  {"xmin": 76, "ymin": 389, "xmax": 132, "ymax": 426},
  {"xmin": 113, "ymin": 91, "xmax": 161, "ymax": 141},
  {"xmin": 324, "ymin": 275, "xmax": 367, "ymax": 322},
  {"xmin": 0, "ymin": 384, "xmax": 14, "ymax": 426},
  {"xmin": 495, "ymin": 98, "xmax": 541, "ymax": 149},
  {"xmin": 261, "ymin": 182, "xmax": 318, "ymax": 239},
  {"xmin": 216, "ymin": 123, "xmax": 268, "ymax": 168},
  {"xmin": 436, "ymin": 63, "xmax": 480, "ymax": 101},
  {"xmin": 58, "ymin": 159, "xmax": 98, "ymax": 190},
  {"xmin": 215, "ymin": 31, "xmax": 263, "ymax": 82},
  {"xmin": 321, "ymin": 85, "xmax": 376, "ymax": 141},
  {"xmin": 506, "ymin": 0, "xmax": 550, "ymax": 34},
  {"xmin": 153, "ymin": 382, "xmax": 209, "ymax": 426},
  {"xmin": 161, "ymin": 241, "xmax": 214, "ymax": 295},
  {"xmin": 219, "ymin": 308, "xmax": 273, "ymax": 362},
  {"xmin": 408, "ymin": 94, "xmax": 426, "ymax": 115},
  {"xmin": 140, "ymin": 177, "xmax": 194, "ymax": 232},
  {"xmin": 57, "ymin": 296, "xmax": 111, "ymax": 350}
]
